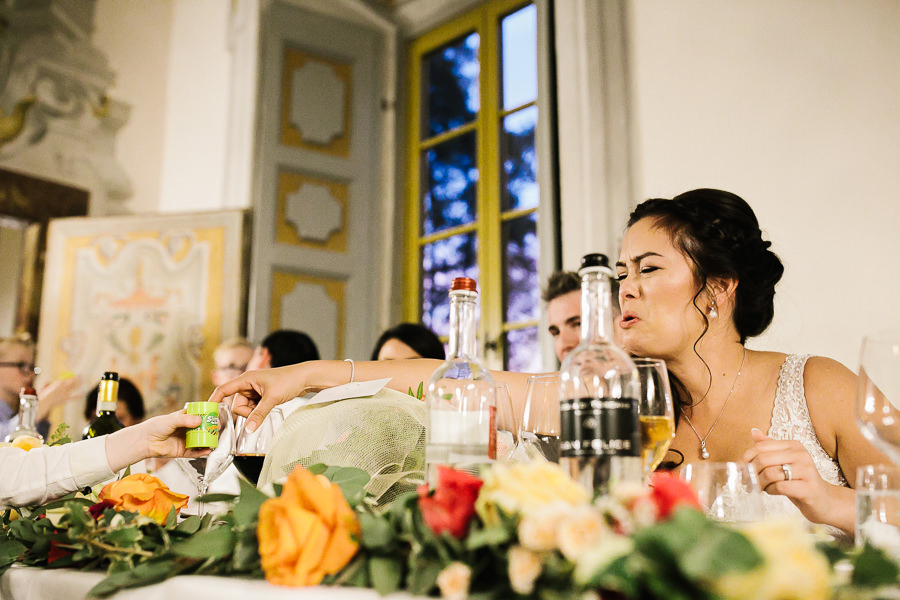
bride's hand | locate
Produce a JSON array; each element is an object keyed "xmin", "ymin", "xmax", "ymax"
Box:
[
  {"xmin": 743, "ymin": 428, "xmax": 853, "ymax": 532},
  {"xmin": 209, "ymin": 363, "xmax": 309, "ymax": 432}
]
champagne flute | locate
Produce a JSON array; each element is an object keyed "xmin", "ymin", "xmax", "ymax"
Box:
[
  {"xmin": 495, "ymin": 383, "xmax": 517, "ymax": 461},
  {"xmin": 857, "ymin": 329, "xmax": 900, "ymax": 465},
  {"xmin": 518, "ymin": 374, "xmax": 560, "ymax": 462},
  {"xmin": 680, "ymin": 461, "xmax": 764, "ymax": 522},
  {"xmin": 633, "ymin": 358, "xmax": 675, "ymax": 475},
  {"xmin": 234, "ymin": 407, "xmax": 284, "ymax": 485},
  {"xmin": 176, "ymin": 402, "xmax": 235, "ymax": 515}
]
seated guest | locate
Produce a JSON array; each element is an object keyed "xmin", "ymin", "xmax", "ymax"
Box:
[
  {"xmin": 0, "ymin": 409, "xmax": 207, "ymax": 507},
  {"xmin": 211, "ymin": 337, "xmax": 255, "ymax": 387},
  {"xmin": 0, "ymin": 334, "xmax": 80, "ymax": 439},
  {"xmin": 212, "ymin": 188, "xmax": 888, "ymax": 538},
  {"xmin": 247, "ymin": 329, "xmax": 319, "ymax": 371},
  {"xmin": 370, "ymin": 323, "xmax": 445, "ymax": 361},
  {"xmin": 544, "ymin": 269, "xmax": 621, "ymax": 362},
  {"xmin": 84, "ymin": 376, "xmax": 146, "ymax": 427}
]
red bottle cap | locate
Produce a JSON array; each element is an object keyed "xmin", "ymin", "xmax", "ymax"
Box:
[
  {"xmin": 20, "ymin": 387, "xmax": 36, "ymax": 396},
  {"xmin": 450, "ymin": 277, "xmax": 477, "ymax": 293}
]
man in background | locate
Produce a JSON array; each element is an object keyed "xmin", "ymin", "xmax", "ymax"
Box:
[{"xmin": 543, "ymin": 269, "xmax": 621, "ymax": 364}]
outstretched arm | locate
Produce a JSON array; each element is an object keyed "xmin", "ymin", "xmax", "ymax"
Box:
[{"xmin": 210, "ymin": 358, "xmax": 536, "ymax": 433}]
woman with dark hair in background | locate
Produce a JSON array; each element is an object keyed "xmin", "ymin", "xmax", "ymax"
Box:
[
  {"xmin": 370, "ymin": 323, "xmax": 445, "ymax": 361},
  {"xmin": 247, "ymin": 329, "xmax": 320, "ymax": 370},
  {"xmin": 84, "ymin": 376, "xmax": 146, "ymax": 427},
  {"xmin": 213, "ymin": 189, "xmax": 886, "ymax": 536}
]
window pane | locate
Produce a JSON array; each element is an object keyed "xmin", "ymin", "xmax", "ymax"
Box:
[
  {"xmin": 505, "ymin": 326, "xmax": 541, "ymax": 373},
  {"xmin": 422, "ymin": 133, "xmax": 479, "ymax": 235},
  {"xmin": 502, "ymin": 212, "xmax": 539, "ymax": 322},
  {"xmin": 501, "ymin": 106, "xmax": 538, "ymax": 211},
  {"xmin": 421, "ymin": 233, "xmax": 479, "ymax": 336},
  {"xmin": 425, "ymin": 32, "xmax": 480, "ymax": 137},
  {"xmin": 501, "ymin": 4, "xmax": 537, "ymax": 110}
]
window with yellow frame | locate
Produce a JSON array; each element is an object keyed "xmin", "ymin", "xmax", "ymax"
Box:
[{"xmin": 404, "ymin": 0, "xmax": 545, "ymax": 372}]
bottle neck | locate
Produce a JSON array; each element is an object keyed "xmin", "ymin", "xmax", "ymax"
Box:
[
  {"xmin": 17, "ymin": 394, "xmax": 39, "ymax": 429},
  {"xmin": 447, "ymin": 290, "xmax": 478, "ymax": 358},
  {"xmin": 580, "ymin": 270, "xmax": 615, "ymax": 344},
  {"xmin": 97, "ymin": 379, "xmax": 118, "ymax": 415}
]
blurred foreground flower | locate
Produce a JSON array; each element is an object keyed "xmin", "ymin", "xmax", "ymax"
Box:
[
  {"xmin": 418, "ymin": 466, "xmax": 483, "ymax": 538},
  {"xmin": 98, "ymin": 473, "xmax": 188, "ymax": 524},
  {"xmin": 257, "ymin": 465, "xmax": 360, "ymax": 586},
  {"xmin": 476, "ymin": 461, "xmax": 589, "ymax": 525}
]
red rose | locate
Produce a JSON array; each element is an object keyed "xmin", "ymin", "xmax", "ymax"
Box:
[
  {"xmin": 47, "ymin": 541, "xmax": 73, "ymax": 565},
  {"xmin": 649, "ymin": 472, "xmax": 702, "ymax": 519},
  {"xmin": 89, "ymin": 499, "xmax": 116, "ymax": 521},
  {"xmin": 418, "ymin": 467, "xmax": 484, "ymax": 538}
]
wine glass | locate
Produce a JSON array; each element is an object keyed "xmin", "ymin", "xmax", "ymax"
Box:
[
  {"xmin": 680, "ymin": 461, "xmax": 764, "ymax": 522},
  {"xmin": 517, "ymin": 374, "xmax": 560, "ymax": 462},
  {"xmin": 176, "ymin": 402, "xmax": 235, "ymax": 514},
  {"xmin": 234, "ymin": 407, "xmax": 284, "ymax": 485},
  {"xmin": 494, "ymin": 383, "xmax": 517, "ymax": 461},
  {"xmin": 857, "ymin": 330, "xmax": 900, "ymax": 465},
  {"xmin": 633, "ymin": 358, "xmax": 675, "ymax": 475}
]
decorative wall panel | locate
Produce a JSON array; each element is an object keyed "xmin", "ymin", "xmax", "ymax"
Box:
[
  {"xmin": 276, "ymin": 170, "xmax": 347, "ymax": 251},
  {"xmin": 270, "ymin": 270, "xmax": 345, "ymax": 360}
]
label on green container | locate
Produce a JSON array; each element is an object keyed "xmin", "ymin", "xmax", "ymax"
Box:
[{"xmin": 185, "ymin": 402, "xmax": 219, "ymax": 448}]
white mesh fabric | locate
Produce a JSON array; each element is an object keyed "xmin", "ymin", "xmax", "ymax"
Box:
[{"xmin": 260, "ymin": 388, "xmax": 426, "ymax": 505}]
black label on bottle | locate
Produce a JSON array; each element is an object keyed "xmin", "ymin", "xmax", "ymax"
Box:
[{"xmin": 559, "ymin": 397, "xmax": 640, "ymax": 458}]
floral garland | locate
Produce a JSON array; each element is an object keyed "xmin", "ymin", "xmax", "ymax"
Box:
[{"xmin": 0, "ymin": 462, "xmax": 898, "ymax": 599}]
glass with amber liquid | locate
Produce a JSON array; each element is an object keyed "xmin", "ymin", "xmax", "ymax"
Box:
[
  {"xmin": 634, "ymin": 358, "xmax": 675, "ymax": 474},
  {"xmin": 83, "ymin": 372, "xmax": 124, "ymax": 439}
]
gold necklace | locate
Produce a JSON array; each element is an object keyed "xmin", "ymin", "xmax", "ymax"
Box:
[{"xmin": 679, "ymin": 348, "xmax": 747, "ymax": 460}]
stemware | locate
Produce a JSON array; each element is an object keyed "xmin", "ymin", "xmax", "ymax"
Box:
[
  {"xmin": 857, "ymin": 330, "xmax": 900, "ymax": 465},
  {"xmin": 517, "ymin": 373, "xmax": 560, "ymax": 462},
  {"xmin": 680, "ymin": 461, "xmax": 764, "ymax": 522},
  {"xmin": 494, "ymin": 383, "xmax": 517, "ymax": 461},
  {"xmin": 176, "ymin": 401, "xmax": 236, "ymax": 514},
  {"xmin": 234, "ymin": 407, "xmax": 284, "ymax": 485},
  {"xmin": 633, "ymin": 358, "xmax": 675, "ymax": 475}
]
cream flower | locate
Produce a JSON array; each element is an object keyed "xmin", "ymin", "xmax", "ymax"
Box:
[
  {"xmin": 713, "ymin": 518, "xmax": 831, "ymax": 600},
  {"xmin": 436, "ymin": 561, "xmax": 471, "ymax": 600},
  {"xmin": 557, "ymin": 505, "xmax": 609, "ymax": 561},
  {"xmin": 508, "ymin": 546, "xmax": 543, "ymax": 595},
  {"xmin": 476, "ymin": 462, "xmax": 589, "ymax": 525},
  {"xmin": 517, "ymin": 502, "xmax": 570, "ymax": 552}
]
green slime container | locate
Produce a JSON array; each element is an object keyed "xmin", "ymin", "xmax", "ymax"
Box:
[{"xmin": 185, "ymin": 402, "xmax": 219, "ymax": 448}]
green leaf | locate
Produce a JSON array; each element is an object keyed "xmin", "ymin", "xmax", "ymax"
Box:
[
  {"xmin": 465, "ymin": 524, "xmax": 511, "ymax": 550},
  {"xmin": 321, "ymin": 466, "xmax": 370, "ymax": 506},
  {"xmin": 230, "ymin": 528, "xmax": 261, "ymax": 573},
  {"xmin": 175, "ymin": 515, "xmax": 202, "ymax": 535},
  {"xmin": 233, "ymin": 477, "xmax": 269, "ymax": 529},
  {"xmin": 358, "ymin": 512, "xmax": 395, "ymax": 548},
  {"xmin": 89, "ymin": 559, "xmax": 175, "ymax": 598},
  {"xmin": 852, "ymin": 543, "xmax": 900, "ymax": 587},
  {"xmin": 103, "ymin": 526, "xmax": 142, "ymax": 547},
  {"xmin": 307, "ymin": 463, "xmax": 328, "ymax": 475},
  {"xmin": 0, "ymin": 541, "xmax": 26, "ymax": 568},
  {"xmin": 369, "ymin": 555, "xmax": 403, "ymax": 595},
  {"xmin": 407, "ymin": 557, "xmax": 442, "ymax": 595},
  {"xmin": 172, "ymin": 526, "xmax": 235, "ymax": 559},
  {"xmin": 196, "ymin": 493, "xmax": 238, "ymax": 504}
]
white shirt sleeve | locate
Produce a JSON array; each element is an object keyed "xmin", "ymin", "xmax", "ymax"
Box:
[{"xmin": 0, "ymin": 437, "xmax": 115, "ymax": 507}]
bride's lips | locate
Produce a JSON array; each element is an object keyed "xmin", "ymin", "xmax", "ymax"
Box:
[{"xmin": 619, "ymin": 311, "xmax": 640, "ymax": 329}]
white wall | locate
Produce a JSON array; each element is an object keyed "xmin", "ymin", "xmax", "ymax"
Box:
[
  {"xmin": 626, "ymin": 0, "xmax": 900, "ymax": 368},
  {"xmin": 92, "ymin": 0, "xmax": 233, "ymax": 215},
  {"xmin": 92, "ymin": 0, "xmax": 172, "ymax": 215}
]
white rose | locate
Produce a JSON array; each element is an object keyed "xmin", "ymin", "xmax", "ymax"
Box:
[
  {"xmin": 436, "ymin": 561, "xmax": 471, "ymax": 600},
  {"xmin": 517, "ymin": 502, "xmax": 570, "ymax": 551},
  {"xmin": 508, "ymin": 546, "xmax": 543, "ymax": 595},
  {"xmin": 557, "ymin": 505, "xmax": 608, "ymax": 561}
]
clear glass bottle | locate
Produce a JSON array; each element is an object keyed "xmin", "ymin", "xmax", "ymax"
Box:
[
  {"xmin": 83, "ymin": 371, "xmax": 125, "ymax": 439},
  {"xmin": 5, "ymin": 386, "xmax": 44, "ymax": 443},
  {"xmin": 425, "ymin": 277, "xmax": 496, "ymax": 485},
  {"xmin": 558, "ymin": 253, "xmax": 641, "ymax": 495}
]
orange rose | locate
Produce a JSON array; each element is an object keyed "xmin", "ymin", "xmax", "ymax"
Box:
[
  {"xmin": 257, "ymin": 466, "xmax": 360, "ymax": 587},
  {"xmin": 98, "ymin": 473, "xmax": 189, "ymax": 524}
]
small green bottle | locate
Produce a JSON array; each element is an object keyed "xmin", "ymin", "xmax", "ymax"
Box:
[{"xmin": 83, "ymin": 372, "xmax": 125, "ymax": 439}]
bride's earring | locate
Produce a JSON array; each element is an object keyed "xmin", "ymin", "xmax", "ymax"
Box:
[{"xmin": 709, "ymin": 303, "xmax": 718, "ymax": 319}]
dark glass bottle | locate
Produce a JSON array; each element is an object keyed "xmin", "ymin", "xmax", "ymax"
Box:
[
  {"xmin": 83, "ymin": 372, "xmax": 125, "ymax": 439},
  {"xmin": 558, "ymin": 253, "xmax": 641, "ymax": 495},
  {"xmin": 5, "ymin": 387, "xmax": 43, "ymax": 443}
]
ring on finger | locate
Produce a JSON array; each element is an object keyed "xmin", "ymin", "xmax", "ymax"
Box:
[{"xmin": 781, "ymin": 463, "xmax": 792, "ymax": 481}]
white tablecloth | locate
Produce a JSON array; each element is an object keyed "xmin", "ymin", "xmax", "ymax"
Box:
[{"xmin": 0, "ymin": 566, "xmax": 417, "ymax": 600}]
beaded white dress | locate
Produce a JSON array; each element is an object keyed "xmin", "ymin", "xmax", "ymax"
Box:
[{"xmin": 764, "ymin": 354, "xmax": 849, "ymax": 533}]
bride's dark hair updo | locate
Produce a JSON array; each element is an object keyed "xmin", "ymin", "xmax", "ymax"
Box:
[{"xmin": 626, "ymin": 188, "xmax": 784, "ymax": 343}]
